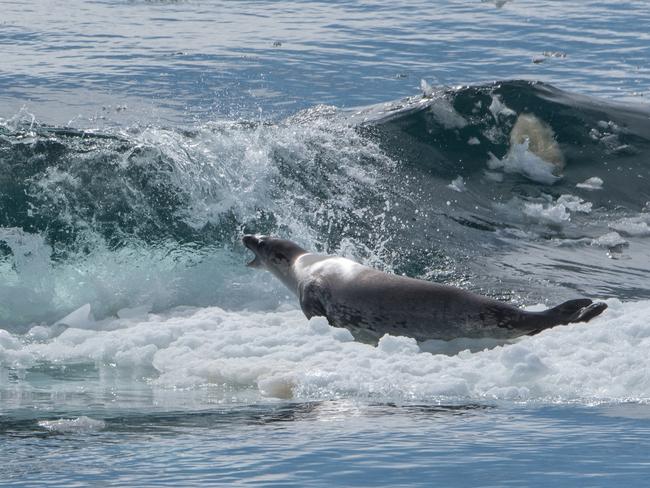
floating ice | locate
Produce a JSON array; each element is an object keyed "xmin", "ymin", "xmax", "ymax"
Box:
[
  {"xmin": 516, "ymin": 195, "xmax": 591, "ymax": 226},
  {"xmin": 488, "ymin": 95, "xmax": 516, "ymax": 119},
  {"xmin": 429, "ymin": 98, "xmax": 467, "ymax": 129},
  {"xmin": 117, "ymin": 304, "xmax": 153, "ymax": 320},
  {"xmin": 577, "ymin": 176, "xmax": 604, "ymax": 190},
  {"xmin": 447, "ymin": 176, "xmax": 466, "ymax": 192},
  {"xmin": 523, "ymin": 202, "xmax": 570, "ymax": 225},
  {"xmin": 556, "ymin": 194, "xmax": 592, "ymax": 213},
  {"xmin": 594, "ymin": 232, "xmax": 628, "ymax": 249},
  {"xmin": 488, "ymin": 142, "xmax": 561, "ymax": 185},
  {"xmin": 511, "ymin": 113, "xmax": 564, "ymax": 168},
  {"xmin": 609, "ymin": 215, "xmax": 650, "ymax": 237},
  {"xmin": 0, "ymin": 329, "xmax": 35, "ymax": 368},
  {"xmin": 4, "ymin": 298, "xmax": 650, "ymax": 404}
]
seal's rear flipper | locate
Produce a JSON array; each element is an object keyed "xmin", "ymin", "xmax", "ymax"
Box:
[
  {"xmin": 548, "ymin": 298, "xmax": 608, "ymax": 324},
  {"xmin": 526, "ymin": 299, "xmax": 608, "ymax": 336}
]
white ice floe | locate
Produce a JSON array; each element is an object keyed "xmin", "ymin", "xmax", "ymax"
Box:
[{"xmin": 3, "ymin": 298, "xmax": 650, "ymax": 404}]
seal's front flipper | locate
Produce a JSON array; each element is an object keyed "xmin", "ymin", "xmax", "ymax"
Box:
[
  {"xmin": 547, "ymin": 298, "xmax": 607, "ymax": 324},
  {"xmin": 298, "ymin": 280, "xmax": 327, "ymax": 320}
]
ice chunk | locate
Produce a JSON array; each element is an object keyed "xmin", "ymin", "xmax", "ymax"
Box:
[
  {"xmin": 447, "ymin": 176, "xmax": 466, "ymax": 192},
  {"xmin": 576, "ymin": 176, "xmax": 603, "ymax": 190},
  {"xmin": 55, "ymin": 304, "xmax": 94, "ymax": 329},
  {"xmin": 609, "ymin": 216, "xmax": 650, "ymax": 237},
  {"xmin": 488, "ymin": 143, "xmax": 561, "ymax": 185},
  {"xmin": 594, "ymin": 232, "xmax": 628, "ymax": 249}
]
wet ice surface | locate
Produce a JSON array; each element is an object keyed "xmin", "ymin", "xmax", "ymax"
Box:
[{"xmin": 2, "ymin": 299, "xmax": 648, "ymax": 404}]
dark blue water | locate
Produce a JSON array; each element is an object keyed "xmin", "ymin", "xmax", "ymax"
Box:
[
  {"xmin": 4, "ymin": 402, "xmax": 650, "ymax": 487},
  {"xmin": 2, "ymin": 1, "xmax": 650, "ymax": 486},
  {"xmin": 2, "ymin": 0, "xmax": 650, "ymax": 125}
]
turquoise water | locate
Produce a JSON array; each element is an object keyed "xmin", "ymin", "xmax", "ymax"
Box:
[{"xmin": 2, "ymin": 1, "xmax": 650, "ymax": 486}]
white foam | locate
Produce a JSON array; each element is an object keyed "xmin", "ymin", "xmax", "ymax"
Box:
[
  {"xmin": 1, "ymin": 116, "xmax": 396, "ymax": 329},
  {"xmin": 38, "ymin": 416, "xmax": 105, "ymax": 432},
  {"xmin": 5, "ymin": 299, "xmax": 650, "ymax": 403},
  {"xmin": 419, "ymin": 79, "xmax": 434, "ymax": 97}
]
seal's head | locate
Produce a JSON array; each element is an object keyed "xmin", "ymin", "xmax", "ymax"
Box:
[{"xmin": 242, "ymin": 235, "xmax": 308, "ymax": 277}]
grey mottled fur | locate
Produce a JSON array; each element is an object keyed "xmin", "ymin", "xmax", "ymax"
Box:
[{"xmin": 243, "ymin": 235, "xmax": 607, "ymax": 344}]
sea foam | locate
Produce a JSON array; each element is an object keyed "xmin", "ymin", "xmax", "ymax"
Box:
[{"xmin": 38, "ymin": 416, "xmax": 106, "ymax": 432}]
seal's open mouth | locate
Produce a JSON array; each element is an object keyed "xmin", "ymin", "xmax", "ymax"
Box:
[{"xmin": 242, "ymin": 234, "xmax": 263, "ymax": 268}]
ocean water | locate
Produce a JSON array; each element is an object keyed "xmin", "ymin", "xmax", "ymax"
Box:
[{"xmin": 2, "ymin": 0, "xmax": 650, "ymax": 485}]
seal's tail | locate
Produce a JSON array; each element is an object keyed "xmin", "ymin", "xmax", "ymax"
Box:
[{"xmin": 546, "ymin": 298, "xmax": 608, "ymax": 325}]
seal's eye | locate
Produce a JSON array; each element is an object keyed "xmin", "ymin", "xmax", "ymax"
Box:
[{"xmin": 258, "ymin": 241, "xmax": 267, "ymax": 249}]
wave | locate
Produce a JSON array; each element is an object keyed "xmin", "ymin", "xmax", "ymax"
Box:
[{"xmin": 1, "ymin": 80, "xmax": 650, "ymax": 328}]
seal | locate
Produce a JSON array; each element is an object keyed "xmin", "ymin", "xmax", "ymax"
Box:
[{"xmin": 243, "ymin": 235, "xmax": 607, "ymax": 343}]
